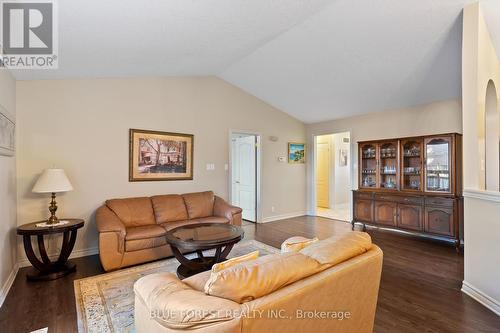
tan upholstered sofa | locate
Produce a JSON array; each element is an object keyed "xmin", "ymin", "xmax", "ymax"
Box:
[
  {"xmin": 134, "ymin": 232, "xmax": 383, "ymax": 333},
  {"xmin": 96, "ymin": 191, "xmax": 242, "ymax": 271}
]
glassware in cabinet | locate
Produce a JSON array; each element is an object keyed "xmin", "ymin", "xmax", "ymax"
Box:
[
  {"xmin": 379, "ymin": 142, "xmax": 398, "ymax": 189},
  {"xmin": 401, "ymin": 139, "xmax": 423, "ymax": 191},
  {"xmin": 360, "ymin": 143, "xmax": 378, "ymax": 188},
  {"xmin": 424, "ymin": 137, "xmax": 451, "ymax": 193}
]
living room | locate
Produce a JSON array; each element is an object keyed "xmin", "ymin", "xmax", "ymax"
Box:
[{"xmin": 1, "ymin": 1, "xmax": 500, "ymax": 332}]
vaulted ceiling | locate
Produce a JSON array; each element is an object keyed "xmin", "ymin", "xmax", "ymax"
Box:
[{"xmin": 12, "ymin": 0, "xmax": 500, "ymax": 123}]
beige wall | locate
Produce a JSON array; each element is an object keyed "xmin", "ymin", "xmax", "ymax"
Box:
[
  {"xmin": 0, "ymin": 69, "xmax": 17, "ymax": 305},
  {"xmin": 306, "ymin": 99, "xmax": 462, "ymax": 213},
  {"xmin": 461, "ymin": 3, "xmax": 500, "ymax": 315},
  {"xmin": 16, "ymin": 77, "xmax": 306, "ymax": 260}
]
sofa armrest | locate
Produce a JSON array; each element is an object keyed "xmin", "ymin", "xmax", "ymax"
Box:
[
  {"xmin": 96, "ymin": 205, "xmax": 126, "ymax": 271},
  {"xmin": 96, "ymin": 205, "xmax": 126, "ymax": 235},
  {"xmin": 134, "ymin": 273, "xmax": 241, "ymax": 332},
  {"xmin": 214, "ymin": 196, "xmax": 243, "ymax": 226}
]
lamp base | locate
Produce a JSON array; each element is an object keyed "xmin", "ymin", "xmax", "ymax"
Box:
[
  {"xmin": 48, "ymin": 215, "xmax": 59, "ymax": 224},
  {"xmin": 47, "ymin": 192, "xmax": 59, "ymax": 225}
]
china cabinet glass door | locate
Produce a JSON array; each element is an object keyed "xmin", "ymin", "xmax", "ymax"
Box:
[
  {"xmin": 424, "ymin": 137, "xmax": 452, "ymax": 193},
  {"xmin": 360, "ymin": 143, "xmax": 378, "ymax": 188},
  {"xmin": 401, "ymin": 139, "xmax": 423, "ymax": 191},
  {"xmin": 379, "ymin": 141, "xmax": 398, "ymax": 190}
]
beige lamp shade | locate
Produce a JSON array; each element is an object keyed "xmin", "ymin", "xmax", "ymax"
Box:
[{"xmin": 32, "ymin": 169, "xmax": 74, "ymax": 193}]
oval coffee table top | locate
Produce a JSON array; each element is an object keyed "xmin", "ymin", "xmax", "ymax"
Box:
[
  {"xmin": 17, "ymin": 218, "xmax": 84, "ymax": 235},
  {"xmin": 165, "ymin": 223, "xmax": 244, "ymax": 250}
]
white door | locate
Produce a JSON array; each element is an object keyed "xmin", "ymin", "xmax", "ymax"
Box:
[{"xmin": 232, "ymin": 135, "xmax": 256, "ymax": 222}]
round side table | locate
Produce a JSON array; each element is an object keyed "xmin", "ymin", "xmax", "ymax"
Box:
[{"xmin": 17, "ymin": 218, "xmax": 84, "ymax": 281}]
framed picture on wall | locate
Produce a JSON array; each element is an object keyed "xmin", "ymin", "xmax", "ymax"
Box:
[
  {"xmin": 288, "ymin": 142, "xmax": 306, "ymax": 164},
  {"xmin": 0, "ymin": 104, "xmax": 15, "ymax": 157},
  {"xmin": 129, "ymin": 129, "xmax": 194, "ymax": 181}
]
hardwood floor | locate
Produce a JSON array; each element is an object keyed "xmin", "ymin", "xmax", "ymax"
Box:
[{"xmin": 1, "ymin": 216, "xmax": 499, "ymax": 332}]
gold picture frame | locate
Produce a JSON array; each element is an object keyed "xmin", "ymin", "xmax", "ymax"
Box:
[
  {"xmin": 129, "ymin": 129, "xmax": 194, "ymax": 181},
  {"xmin": 288, "ymin": 142, "xmax": 306, "ymax": 164}
]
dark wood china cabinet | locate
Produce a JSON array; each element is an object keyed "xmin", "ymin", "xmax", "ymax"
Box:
[{"xmin": 353, "ymin": 133, "xmax": 462, "ymax": 251}]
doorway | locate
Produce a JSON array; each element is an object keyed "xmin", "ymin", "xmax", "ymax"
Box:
[
  {"xmin": 230, "ymin": 132, "xmax": 260, "ymax": 223},
  {"xmin": 315, "ymin": 132, "xmax": 351, "ymax": 221}
]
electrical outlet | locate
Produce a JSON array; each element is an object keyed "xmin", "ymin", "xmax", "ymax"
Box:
[{"xmin": 271, "ymin": 206, "xmax": 275, "ymax": 213}]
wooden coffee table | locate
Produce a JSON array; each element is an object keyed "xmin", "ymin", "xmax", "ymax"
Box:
[{"xmin": 165, "ymin": 223, "xmax": 244, "ymax": 279}]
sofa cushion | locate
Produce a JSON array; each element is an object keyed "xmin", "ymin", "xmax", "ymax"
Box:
[
  {"xmin": 126, "ymin": 236, "xmax": 167, "ymax": 252},
  {"xmin": 190, "ymin": 216, "xmax": 229, "ymax": 224},
  {"xmin": 204, "ymin": 252, "xmax": 322, "ymax": 303},
  {"xmin": 183, "ymin": 270, "xmax": 211, "ymax": 291},
  {"xmin": 211, "ymin": 250, "xmax": 259, "ymax": 273},
  {"xmin": 126, "ymin": 225, "xmax": 166, "ymax": 240},
  {"xmin": 160, "ymin": 219, "xmax": 202, "ymax": 231},
  {"xmin": 300, "ymin": 232, "xmax": 372, "ymax": 266},
  {"xmin": 182, "ymin": 191, "xmax": 215, "ymax": 219},
  {"xmin": 125, "ymin": 225, "xmax": 167, "ymax": 252},
  {"xmin": 106, "ymin": 197, "xmax": 156, "ymax": 227},
  {"xmin": 134, "ymin": 273, "xmax": 240, "ymax": 330},
  {"xmin": 281, "ymin": 236, "xmax": 319, "ymax": 253},
  {"xmin": 151, "ymin": 195, "xmax": 188, "ymax": 223}
]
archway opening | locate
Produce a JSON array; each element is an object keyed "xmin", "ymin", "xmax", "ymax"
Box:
[{"xmin": 485, "ymin": 80, "xmax": 499, "ymax": 191}]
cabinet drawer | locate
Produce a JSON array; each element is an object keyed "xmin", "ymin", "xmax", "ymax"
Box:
[
  {"xmin": 355, "ymin": 191, "xmax": 373, "ymax": 200},
  {"xmin": 397, "ymin": 196, "xmax": 423, "ymax": 205},
  {"xmin": 374, "ymin": 194, "xmax": 401, "ymax": 202},
  {"xmin": 375, "ymin": 194, "xmax": 423, "ymax": 205},
  {"xmin": 425, "ymin": 197, "xmax": 454, "ymax": 207}
]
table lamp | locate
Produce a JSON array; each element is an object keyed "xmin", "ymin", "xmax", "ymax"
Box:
[{"xmin": 32, "ymin": 169, "xmax": 73, "ymax": 224}]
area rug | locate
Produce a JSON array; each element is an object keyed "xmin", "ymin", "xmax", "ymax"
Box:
[{"xmin": 74, "ymin": 240, "xmax": 279, "ymax": 333}]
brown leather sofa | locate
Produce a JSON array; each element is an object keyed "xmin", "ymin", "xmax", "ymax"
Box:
[{"xmin": 96, "ymin": 191, "xmax": 242, "ymax": 271}]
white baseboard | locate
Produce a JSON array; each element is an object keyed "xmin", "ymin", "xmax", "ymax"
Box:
[
  {"xmin": 0, "ymin": 263, "xmax": 19, "ymax": 308},
  {"xmin": 17, "ymin": 246, "xmax": 99, "ymax": 268},
  {"xmin": 260, "ymin": 211, "xmax": 307, "ymax": 223},
  {"xmin": 462, "ymin": 281, "xmax": 500, "ymax": 316}
]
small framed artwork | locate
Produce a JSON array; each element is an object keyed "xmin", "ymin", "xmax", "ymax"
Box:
[
  {"xmin": 129, "ymin": 129, "xmax": 194, "ymax": 181},
  {"xmin": 339, "ymin": 148, "xmax": 348, "ymax": 167},
  {"xmin": 288, "ymin": 142, "xmax": 306, "ymax": 164},
  {"xmin": 0, "ymin": 105, "xmax": 15, "ymax": 157}
]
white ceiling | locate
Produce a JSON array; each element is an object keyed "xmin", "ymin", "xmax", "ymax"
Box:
[
  {"xmin": 12, "ymin": 0, "xmax": 332, "ymax": 79},
  {"xmin": 222, "ymin": 0, "xmax": 474, "ymax": 123},
  {"xmin": 12, "ymin": 0, "xmax": 500, "ymax": 123}
]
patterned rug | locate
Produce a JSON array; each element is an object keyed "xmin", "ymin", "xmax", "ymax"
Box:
[{"xmin": 74, "ymin": 240, "xmax": 279, "ymax": 333}]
